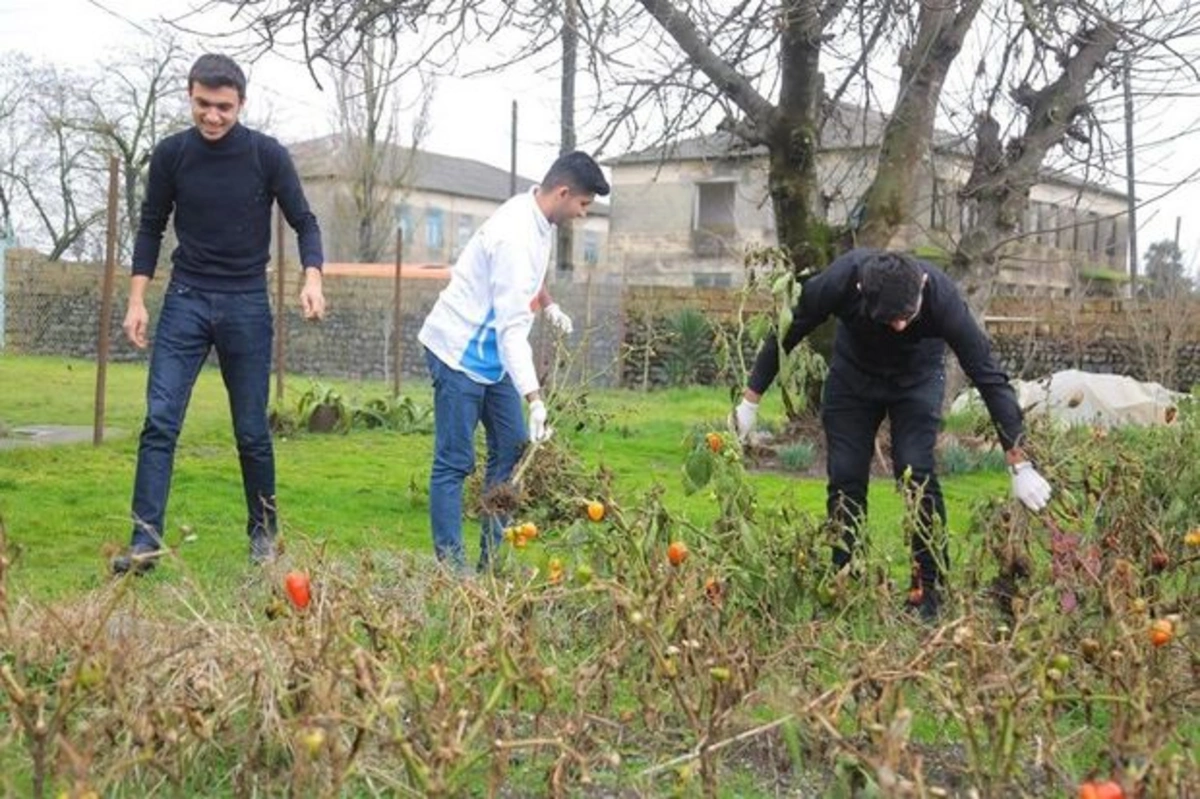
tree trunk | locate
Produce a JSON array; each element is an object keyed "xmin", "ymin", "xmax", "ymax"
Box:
[
  {"xmin": 956, "ymin": 24, "xmax": 1119, "ymax": 312},
  {"xmin": 857, "ymin": 0, "xmax": 983, "ymax": 248}
]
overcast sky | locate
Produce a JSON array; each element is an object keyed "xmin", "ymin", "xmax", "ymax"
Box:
[{"xmin": 2, "ymin": 0, "xmax": 1198, "ymax": 269}]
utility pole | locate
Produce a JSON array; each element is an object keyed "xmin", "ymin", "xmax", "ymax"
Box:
[
  {"xmin": 509, "ymin": 101, "xmax": 518, "ymax": 198},
  {"xmin": 1123, "ymin": 56, "xmax": 1139, "ymax": 294},
  {"xmin": 556, "ymin": 0, "xmax": 578, "ymax": 277}
]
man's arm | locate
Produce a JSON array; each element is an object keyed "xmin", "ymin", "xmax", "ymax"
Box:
[
  {"xmin": 932, "ymin": 277, "xmax": 1024, "ymax": 454},
  {"xmin": 270, "ymin": 142, "xmax": 326, "ymax": 320},
  {"xmin": 125, "ymin": 141, "xmax": 177, "ymax": 348},
  {"xmin": 490, "ymin": 239, "xmax": 541, "ymax": 400}
]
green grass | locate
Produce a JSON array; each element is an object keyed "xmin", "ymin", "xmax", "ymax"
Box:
[{"xmin": 0, "ymin": 354, "xmax": 1005, "ymax": 600}]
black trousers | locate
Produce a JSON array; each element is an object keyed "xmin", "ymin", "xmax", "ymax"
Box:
[{"xmin": 820, "ymin": 365, "xmax": 948, "ymax": 588}]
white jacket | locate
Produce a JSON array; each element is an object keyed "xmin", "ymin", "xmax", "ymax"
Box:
[{"xmin": 418, "ymin": 189, "xmax": 552, "ymax": 397}]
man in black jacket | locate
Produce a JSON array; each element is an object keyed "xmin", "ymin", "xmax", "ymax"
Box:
[
  {"xmin": 731, "ymin": 249, "xmax": 1051, "ymax": 618},
  {"xmin": 112, "ymin": 54, "xmax": 326, "ymax": 575}
]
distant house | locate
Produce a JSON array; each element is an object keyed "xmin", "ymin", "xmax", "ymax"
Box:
[
  {"xmin": 287, "ymin": 134, "xmax": 609, "ymax": 275},
  {"xmin": 603, "ymin": 104, "xmax": 1129, "ymax": 293}
]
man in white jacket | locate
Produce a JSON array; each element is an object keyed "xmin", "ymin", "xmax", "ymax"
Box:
[{"xmin": 418, "ymin": 151, "xmax": 609, "ymax": 571}]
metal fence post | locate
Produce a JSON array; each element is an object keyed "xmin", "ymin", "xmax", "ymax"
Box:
[{"xmin": 0, "ymin": 218, "xmax": 12, "ymax": 351}]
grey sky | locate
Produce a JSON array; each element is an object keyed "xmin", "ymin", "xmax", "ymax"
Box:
[{"xmin": 2, "ymin": 0, "xmax": 1198, "ymax": 269}]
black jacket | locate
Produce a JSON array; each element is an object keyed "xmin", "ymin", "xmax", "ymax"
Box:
[{"xmin": 747, "ymin": 248, "xmax": 1024, "ymax": 449}]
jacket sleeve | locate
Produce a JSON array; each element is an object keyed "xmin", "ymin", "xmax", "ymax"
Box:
[
  {"xmin": 131, "ymin": 140, "xmax": 177, "ymax": 279},
  {"xmin": 933, "ymin": 277, "xmax": 1024, "ymax": 450},
  {"xmin": 489, "ymin": 236, "xmax": 540, "ymax": 398},
  {"xmin": 746, "ymin": 254, "xmax": 855, "ymax": 395},
  {"xmin": 270, "ymin": 141, "xmax": 324, "ymax": 270}
]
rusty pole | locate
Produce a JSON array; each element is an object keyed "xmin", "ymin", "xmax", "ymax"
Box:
[
  {"xmin": 93, "ymin": 155, "xmax": 120, "ymax": 446},
  {"xmin": 393, "ymin": 227, "xmax": 405, "ymax": 398},
  {"xmin": 274, "ymin": 206, "xmax": 286, "ymax": 403}
]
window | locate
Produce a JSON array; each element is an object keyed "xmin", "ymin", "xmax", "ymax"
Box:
[
  {"xmin": 395, "ymin": 204, "xmax": 414, "ymax": 246},
  {"xmin": 453, "ymin": 213, "xmax": 474, "ymax": 260},
  {"xmin": 425, "ymin": 208, "xmax": 444, "ymax": 253},
  {"xmin": 695, "ymin": 181, "xmax": 736, "ymax": 235},
  {"xmin": 930, "ymin": 179, "xmax": 948, "ymax": 231},
  {"xmin": 582, "ymin": 230, "xmax": 600, "ymax": 266}
]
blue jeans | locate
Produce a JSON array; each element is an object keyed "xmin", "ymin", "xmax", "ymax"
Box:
[
  {"xmin": 425, "ymin": 348, "xmax": 526, "ymax": 571},
  {"xmin": 821, "ymin": 364, "xmax": 947, "ymax": 587},
  {"xmin": 130, "ymin": 283, "xmax": 275, "ymax": 550}
]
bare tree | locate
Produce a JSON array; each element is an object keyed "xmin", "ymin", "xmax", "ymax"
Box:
[
  {"xmin": 65, "ymin": 34, "xmax": 192, "ymax": 260},
  {"xmin": 329, "ymin": 23, "xmax": 433, "ymax": 262},
  {"xmin": 0, "ymin": 60, "xmax": 106, "ymax": 260}
]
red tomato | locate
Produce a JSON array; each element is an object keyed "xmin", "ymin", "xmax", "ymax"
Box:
[{"xmin": 285, "ymin": 571, "xmax": 311, "ymax": 610}]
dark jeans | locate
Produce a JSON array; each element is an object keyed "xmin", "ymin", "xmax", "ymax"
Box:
[
  {"xmin": 821, "ymin": 365, "xmax": 947, "ymax": 588},
  {"xmin": 129, "ymin": 283, "xmax": 275, "ymax": 550},
  {"xmin": 425, "ymin": 348, "xmax": 526, "ymax": 572}
]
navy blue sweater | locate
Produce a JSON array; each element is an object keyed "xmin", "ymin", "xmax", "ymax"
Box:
[
  {"xmin": 132, "ymin": 124, "xmax": 323, "ymax": 292},
  {"xmin": 748, "ymin": 248, "xmax": 1024, "ymax": 450}
]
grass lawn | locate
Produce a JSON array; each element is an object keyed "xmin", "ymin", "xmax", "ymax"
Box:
[{"xmin": 0, "ymin": 353, "xmax": 1005, "ymax": 600}]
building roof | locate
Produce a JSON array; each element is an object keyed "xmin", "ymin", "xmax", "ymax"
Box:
[
  {"xmin": 608, "ymin": 102, "xmax": 1126, "ymax": 200},
  {"xmin": 288, "ymin": 134, "xmax": 610, "ymax": 214}
]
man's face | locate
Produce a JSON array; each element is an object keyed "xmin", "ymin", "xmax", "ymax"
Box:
[
  {"xmin": 189, "ymin": 84, "xmax": 243, "ymax": 141},
  {"xmin": 547, "ymin": 186, "xmax": 594, "ymax": 226}
]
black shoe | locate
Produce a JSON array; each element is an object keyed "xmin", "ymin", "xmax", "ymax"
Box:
[
  {"xmin": 906, "ymin": 586, "xmax": 941, "ymax": 623},
  {"xmin": 111, "ymin": 545, "xmax": 162, "ymax": 576},
  {"xmin": 249, "ymin": 531, "xmax": 278, "ymax": 565}
]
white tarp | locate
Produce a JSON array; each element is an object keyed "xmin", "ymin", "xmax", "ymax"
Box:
[{"xmin": 953, "ymin": 369, "xmax": 1183, "ymax": 428}]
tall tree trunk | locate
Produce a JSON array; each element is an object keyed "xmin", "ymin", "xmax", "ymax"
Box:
[
  {"xmin": 556, "ymin": 0, "xmax": 578, "ymax": 275},
  {"xmin": 767, "ymin": 0, "xmax": 824, "ymax": 273},
  {"xmin": 857, "ymin": 0, "xmax": 983, "ymax": 248},
  {"xmin": 957, "ymin": 24, "xmax": 1119, "ymax": 312}
]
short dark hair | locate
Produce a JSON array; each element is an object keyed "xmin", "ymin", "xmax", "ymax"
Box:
[
  {"xmin": 188, "ymin": 54, "xmax": 247, "ymax": 100},
  {"xmin": 859, "ymin": 251, "xmax": 925, "ymax": 323},
  {"xmin": 541, "ymin": 151, "xmax": 610, "ymax": 197}
]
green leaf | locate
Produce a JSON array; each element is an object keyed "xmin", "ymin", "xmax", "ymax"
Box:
[{"xmin": 682, "ymin": 449, "xmax": 714, "ymax": 494}]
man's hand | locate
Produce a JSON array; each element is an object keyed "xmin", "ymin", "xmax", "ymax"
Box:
[
  {"xmin": 528, "ymin": 399, "xmax": 552, "ymax": 443},
  {"xmin": 300, "ymin": 267, "xmax": 326, "ymax": 321},
  {"xmin": 123, "ymin": 301, "xmax": 150, "ymax": 349},
  {"xmin": 729, "ymin": 397, "xmax": 759, "ymax": 442},
  {"xmin": 1011, "ymin": 462, "xmax": 1052, "ymax": 511},
  {"xmin": 544, "ymin": 303, "xmax": 573, "ymax": 335}
]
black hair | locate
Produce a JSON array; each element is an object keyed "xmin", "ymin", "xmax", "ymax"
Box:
[
  {"xmin": 541, "ymin": 151, "xmax": 610, "ymax": 197},
  {"xmin": 188, "ymin": 54, "xmax": 247, "ymax": 100},
  {"xmin": 859, "ymin": 251, "xmax": 925, "ymax": 323}
]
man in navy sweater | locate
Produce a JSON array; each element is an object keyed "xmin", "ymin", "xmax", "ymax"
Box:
[
  {"xmin": 731, "ymin": 249, "xmax": 1051, "ymax": 619},
  {"xmin": 112, "ymin": 54, "xmax": 325, "ymax": 575}
]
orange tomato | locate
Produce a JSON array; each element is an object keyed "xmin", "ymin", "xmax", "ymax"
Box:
[
  {"xmin": 284, "ymin": 571, "xmax": 311, "ymax": 610},
  {"xmin": 1079, "ymin": 780, "xmax": 1124, "ymax": 799},
  {"xmin": 667, "ymin": 540, "xmax": 688, "ymax": 566},
  {"xmin": 586, "ymin": 501, "xmax": 606, "ymax": 522},
  {"xmin": 520, "ymin": 522, "xmax": 539, "ymax": 539},
  {"xmin": 907, "ymin": 586, "xmax": 924, "ymax": 606},
  {"xmin": 1149, "ymin": 618, "xmax": 1174, "ymax": 647},
  {"xmin": 705, "ymin": 432, "xmax": 723, "ymax": 453}
]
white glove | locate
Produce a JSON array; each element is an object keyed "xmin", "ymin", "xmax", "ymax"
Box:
[
  {"xmin": 528, "ymin": 399, "xmax": 552, "ymax": 443},
  {"xmin": 544, "ymin": 303, "xmax": 574, "ymax": 335},
  {"xmin": 729, "ymin": 397, "xmax": 758, "ymax": 442},
  {"xmin": 1011, "ymin": 461, "xmax": 1052, "ymax": 511}
]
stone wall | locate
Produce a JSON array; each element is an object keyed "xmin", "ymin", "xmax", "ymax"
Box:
[
  {"xmin": 7, "ymin": 252, "xmax": 1200, "ymax": 391},
  {"xmin": 1, "ymin": 251, "xmax": 627, "ymax": 388}
]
